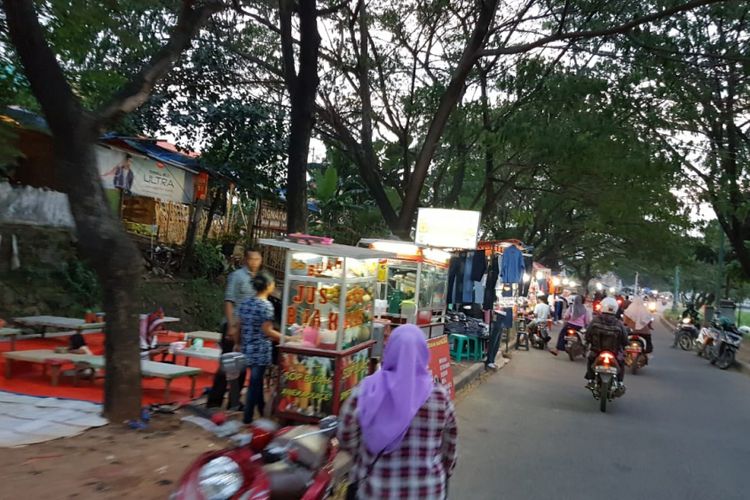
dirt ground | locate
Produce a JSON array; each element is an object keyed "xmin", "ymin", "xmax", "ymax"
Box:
[{"xmin": 0, "ymin": 411, "xmax": 233, "ymax": 499}]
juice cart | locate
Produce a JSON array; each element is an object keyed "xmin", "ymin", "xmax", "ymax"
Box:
[
  {"xmin": 359, "ymin": 240, "xmax": 450, "ymax": 339},
  {"xmin": 259, "ymin": 238, "xmax": 390, "ymax": 423}
]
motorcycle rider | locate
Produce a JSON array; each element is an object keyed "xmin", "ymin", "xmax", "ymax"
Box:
[
  {"xmin": 585, "ymin": 297, "xmax": 628, "ymax": 391},
  {"xmin": 682, "ymin": 302, "xmax": 701, "ymax": 324},
  {"xmin": 623, "ymin": 296, "xmax": 654, "ymax": 353},
  {"xmin": 528, "ymin": 295, "xmax": 552, "ymax": 344}
]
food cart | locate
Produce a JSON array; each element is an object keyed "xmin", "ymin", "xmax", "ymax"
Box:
[
  {"xmin": 359, "ymin": 239, "xmax": 450, "ymax": 339},
  {"xmin": 259, "ymin": 238, "xmax": 390, "ymax": 423}
]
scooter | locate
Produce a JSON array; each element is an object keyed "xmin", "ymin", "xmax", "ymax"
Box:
[
  {"xmin": 172, "ymin": 416, "xmax": 352, "ymax": 500},
  {"xmin": 529, "ymin": 321, "xmax": 549, "ymax": 350},
  {"xmin": 624, "ymin": 334, "xmax": 648, "ymax": 375},
  {"xmin": 673, "ymin": 316, "xmax": 699, "ymax": 350},
  {"xmin": 589, "ymin": 351, "xmax": 625, "ymax": 413},
  {"xmin": 705, "ymin": 327, "xmax": 743, "ymax": 370},
  {"xmin": 564, "ymin": 327, "xmax": 586, "ymax": 361}
]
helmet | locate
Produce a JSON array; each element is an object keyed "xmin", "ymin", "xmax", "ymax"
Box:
[{"xmin": 600, "ymin": 297, "xmax": 619, "ymax": 315}]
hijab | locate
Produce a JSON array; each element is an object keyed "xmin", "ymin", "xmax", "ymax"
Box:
[
  {"xmin": 357, "ymin": 324, "xmax": 434, "ymax": 455},
  {"xmin": 571, "ymin": 295, "xmax": 586, "ymax": 319},
  {"xmin": 624, "ymin": 296, "xmax": 652, "ymax": 330}
]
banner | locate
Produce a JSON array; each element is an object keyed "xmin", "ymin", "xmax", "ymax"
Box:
[
  {"xmin": 277, "ymin": 352, "xmax": 335, "ymax": 418},
  {"xmin": 96, "ymin": 146, "xmax": 192, "ymax": 204},
  {"xmin": 427, "ymin": 335, "xmax": 455, "ymax": 399}
]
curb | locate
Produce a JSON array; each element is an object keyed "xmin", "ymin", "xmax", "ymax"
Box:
[
  {"xmin": 662, "ymin": 315, "xmax": 750, "ymax": 376},
  {"xmin": 454, "ymin": 338, "xmax": 517, "ymax": 394}
]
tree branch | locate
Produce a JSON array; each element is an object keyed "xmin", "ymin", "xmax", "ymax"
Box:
[
  {"xmin": 479, "ymin": 0, "xmax": 730, "ymax": 57},
  {"xmin": 95, "ymin": 0, "xmax": 225, "ymax": 129}
]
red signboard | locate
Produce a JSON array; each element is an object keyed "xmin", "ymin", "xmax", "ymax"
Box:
[
  {"xmin": 427, "ymin": 335, "xmax": 455, "ymax": 399},
  {"xmin": 194, "ymin": 171, "xmax": 209, "ymax": 201}
]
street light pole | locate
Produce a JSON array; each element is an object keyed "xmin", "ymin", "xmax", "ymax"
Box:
[
  {"xmin": 672, "ymin": 266, "xmax": 680, "ymax": 312},
  {"xmin": 634, "ymin": 272, "xmax": 639, "ymax": 296}
]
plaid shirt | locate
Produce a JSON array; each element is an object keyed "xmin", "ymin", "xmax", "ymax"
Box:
[{"xmin": 338, "ymin": 384, "xmax": 458, "ymax": 499}]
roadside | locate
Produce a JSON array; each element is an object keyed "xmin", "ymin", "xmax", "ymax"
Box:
[{"xmin": 660, "ymin": 315, "xmax": 750, "ymax": 376}]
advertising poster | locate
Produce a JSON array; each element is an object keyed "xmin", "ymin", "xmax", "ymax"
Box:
[
  {"xmin": 427, "ymin": 335, "xmax": 455, "ymax": 399},
  {"xmin": 338, "ymin": 349, "xmax": 370, "ymax": 403},
  {"xmin": 277, "ymin": 352, "xmax": 334, "ymax": 418},
  {"xmin": 96, "ymin": 146, "xmax": 191, "ymax": 204}
]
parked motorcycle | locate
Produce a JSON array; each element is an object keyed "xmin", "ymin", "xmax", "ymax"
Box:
[
  {"xmin": 624, "ymin": 334, "xmax": 648, "ymax": 374},
  {"xmin": 705, "ymin": 326, "xmax": 743, "ymax": 370},
  {"xmin": 172, "ymin": 416, "xmax": 352, "ymax": 500},
  {"xmin": 589, "ymin": 351, "xmax": 625, "ymax": 413},
  {"xmin": 529, "ymin": 322, "xmax": 549, "ymax": 350},
  {"xmin": 564, "ymin": 327, "xmax": 586, "ymax": 361},
  {"xmin": 673, "ymin": 316, "xmax": 699, "ymax": 350}
]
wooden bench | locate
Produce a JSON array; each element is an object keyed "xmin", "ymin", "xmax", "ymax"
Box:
[
  {"xmin": 0, "ymin": 328, "xmax": 23, "ymax": 351},
  {"xmin": 12, "ymin": 316, "xmax": 105, "ymax": 339},
  {"xmin": 3, "ymin": 349, "xmax": 201, "ymax": 401}
]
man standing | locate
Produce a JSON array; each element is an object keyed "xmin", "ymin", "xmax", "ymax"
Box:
[{"xmin": 207, "ymin": 248, "xmax": 263, "ymax": 409}]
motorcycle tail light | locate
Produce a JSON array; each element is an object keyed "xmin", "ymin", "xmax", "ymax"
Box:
[
  {"xmin": 566, "ymin": 329, "xmax": 575, "ymax": 336},
  {"xmin": 597, "ymin": 352, "xmax": 614, "ymax": 365}
]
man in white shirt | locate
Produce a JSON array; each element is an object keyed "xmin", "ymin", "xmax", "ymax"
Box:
[{"xmin": 533, "ymin": 296, "xmax": 551, "ymax": 323}]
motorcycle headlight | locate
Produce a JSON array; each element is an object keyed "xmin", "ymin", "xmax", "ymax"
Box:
[
  {"xmin": 682, "ymin": 317, "xmax": 691, "ymax": 324},
  {"xmin": 198, "ymin": 456, "xmax": 243, "ymax": 500}
]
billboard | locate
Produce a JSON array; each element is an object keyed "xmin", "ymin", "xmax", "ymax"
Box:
[{"xmin": 96, "ymin": 146, "xmax": 192, "ymax": 204}]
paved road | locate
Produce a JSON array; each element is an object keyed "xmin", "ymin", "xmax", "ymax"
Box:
[{"xmin": 451, "ymin": 318, "xmax": 750, "ymax": 500}]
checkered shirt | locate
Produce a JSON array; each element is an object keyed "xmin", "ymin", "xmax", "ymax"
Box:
[{"xmin": 338, "ymin": 384, "xmax": 458, "ymax": 499}]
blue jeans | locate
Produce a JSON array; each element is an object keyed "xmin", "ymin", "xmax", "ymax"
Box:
[{"xmin": 244, "ymin": 365, "xmax": 267, "ymax": 424}]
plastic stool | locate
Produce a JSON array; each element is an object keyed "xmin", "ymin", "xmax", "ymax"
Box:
[
  {"xmin": 466, "ymin": 336, "xmax": 484, "ymax": 361},
  {"xmin": 449, "ymin": 334, "xmax": 471, "ymax": 362}
]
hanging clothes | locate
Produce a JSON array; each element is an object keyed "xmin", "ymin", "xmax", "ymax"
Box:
[
  {"xmin": 461, "ymin": 253, "xmax": 475, "ymax": 304},
  {"xmin": 483, "ymin": 254, "xmax": 501, "ymax": 310},
  {"xmin": 501, "ymin": 245, "xmax": 525, "ymax": 284}
]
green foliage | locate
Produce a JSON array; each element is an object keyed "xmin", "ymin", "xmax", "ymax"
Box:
[
  {"xmin": 183, "ymin": 277, "xmax": 224, "ymax": 328},
  {"xmin": 190, "ymin": 242, "xmax": 226, "ymax": 279},
  {"xmin": 313, "ymin": 166, "xmax": 339, "ymax": 203},
  {"xmin": 60, "ymin": 260, "xmax": 102, "ymax": 309}
]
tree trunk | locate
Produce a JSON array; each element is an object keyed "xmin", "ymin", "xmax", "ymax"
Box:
[
  {"xmin": 281, "ymin": 0, "xmax": 321, "ymax": 233},
  {"xmin": 181, "ymin": 198, "xmax": 206, "ymax": 272},
  {"xmin": 202, "ymin": 188, "xmax": 222, "ymax": 241},
  {"xmin": 396, "ymin": 0, "xmax": 501, "ymax": 234}
]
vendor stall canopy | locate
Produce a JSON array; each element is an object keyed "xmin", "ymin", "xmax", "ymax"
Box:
[{"xmin": 259, "ymin": 238, "xmax": 393, "ymax": 260}]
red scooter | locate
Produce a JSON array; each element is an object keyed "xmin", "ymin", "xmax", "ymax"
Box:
[{"xmin": 172, "ymin": 416, "xmax": 352, "ymax": 500}]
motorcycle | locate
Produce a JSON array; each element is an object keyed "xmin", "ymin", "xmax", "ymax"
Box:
[
  {"xmin": 673, "ymin": 316, "xmax": 699, "ymax": 350},
  {"xmin": 589, "ymin": 351, "xmax": 625, "ymax": 413},
  {"xmin": 172, "ymin": 416, "xmax": 352, "ymax": 500},
  {"xmin": 529, "ymin": 321, "xmax": 549, "ymax": 350},
  {"xmin": 624, "ymin": 334, "xmax": 648, "ymax": 374},
  {"xmin": 564, "ymin": 327, "xmax": 586, "ymax": 361},
  {"xmin": 704, "ymin": 326, "xmax": 743, "ymax": 370}
]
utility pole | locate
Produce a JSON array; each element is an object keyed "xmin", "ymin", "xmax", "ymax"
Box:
[
  {"xmin": 672, "ymin": 266, "xmax": 680, "ymax": 312},
  {"xmin": 634, "ymin": 272, "xmax": 639, "ymax": 296}
]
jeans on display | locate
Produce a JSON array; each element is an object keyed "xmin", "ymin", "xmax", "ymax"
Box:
[
  {"xmin": 206, "ymin": 322, "xmax": 246, "ymax": 409},
  {"xmin": 485, "ymin": 315, "xmax": 503, "ymax": 366},
  {"xmin": 244, "ymin": 365, "xmax": 267, "ymax": 424}
]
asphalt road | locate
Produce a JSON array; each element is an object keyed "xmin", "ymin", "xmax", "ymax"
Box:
[{"xmin": 451, "ymin": 317, "xmax": 750, "ymax": 500}]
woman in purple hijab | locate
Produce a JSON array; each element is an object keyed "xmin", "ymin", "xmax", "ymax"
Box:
[{"xmin": 338, "ymin": 324, "xmax": 458, "ymax": 499}]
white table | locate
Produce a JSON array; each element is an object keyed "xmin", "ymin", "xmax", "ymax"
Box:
[
  {"xmin": 0, "ymin": 328, "xmax": 23, "ymax": 351},
  {"xmin": 13, "ymin": 316, "xmax": 106, "ymax": 335},
  {"xmin": 172, "ymin": 347, "xmax": 221, "ymax": 366}
]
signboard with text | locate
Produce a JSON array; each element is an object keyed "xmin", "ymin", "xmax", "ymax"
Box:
[
  {"xmin": 96, "ymin": 146, "xmax": 192, "ymax": 204},
  {"xmin": 427, "ymin": 335, "xmax": 455, "ymax": 399}
]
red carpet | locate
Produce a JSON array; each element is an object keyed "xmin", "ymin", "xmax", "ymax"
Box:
[{"xmin": 0, "ymin": 332, "xmax": 219, "ymax": 405}]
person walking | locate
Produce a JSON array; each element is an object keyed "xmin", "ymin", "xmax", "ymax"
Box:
[
  {"xmin": 233, "ymin": 271, "xmax": 280, "ymax": 424},
  {"xmin": 206, "ymin": 247, "xmax": 263, "ymax": 409},
  {"xmin": 338, "ymin": 324, "xmax": 458, "ymax": 500}
]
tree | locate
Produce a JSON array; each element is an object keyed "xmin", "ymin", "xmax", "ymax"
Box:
[
  {"xmin": 612, "ymin": 2, "xmax": 750, "ymax": 277},
  {"xmin": 2, "ymin": 0, "xmax": 224, "ymax": 420}
]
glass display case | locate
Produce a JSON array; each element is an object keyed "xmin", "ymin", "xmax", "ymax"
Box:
[
  {"xmin": 360, "ymin": 240, "xmax": 450, "ymax": 339},
  {"xmin": 259, "ymin": 238, "xmax": 389, "ymax": 422}
]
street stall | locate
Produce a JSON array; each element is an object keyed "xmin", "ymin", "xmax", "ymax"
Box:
[
  {"xmin": 259, "ymin": 238, "xmax": 389, "ymax": 423},
  {"xmin": 359, "ymin": 240, "xmax": 451, "ymax": 339}
]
